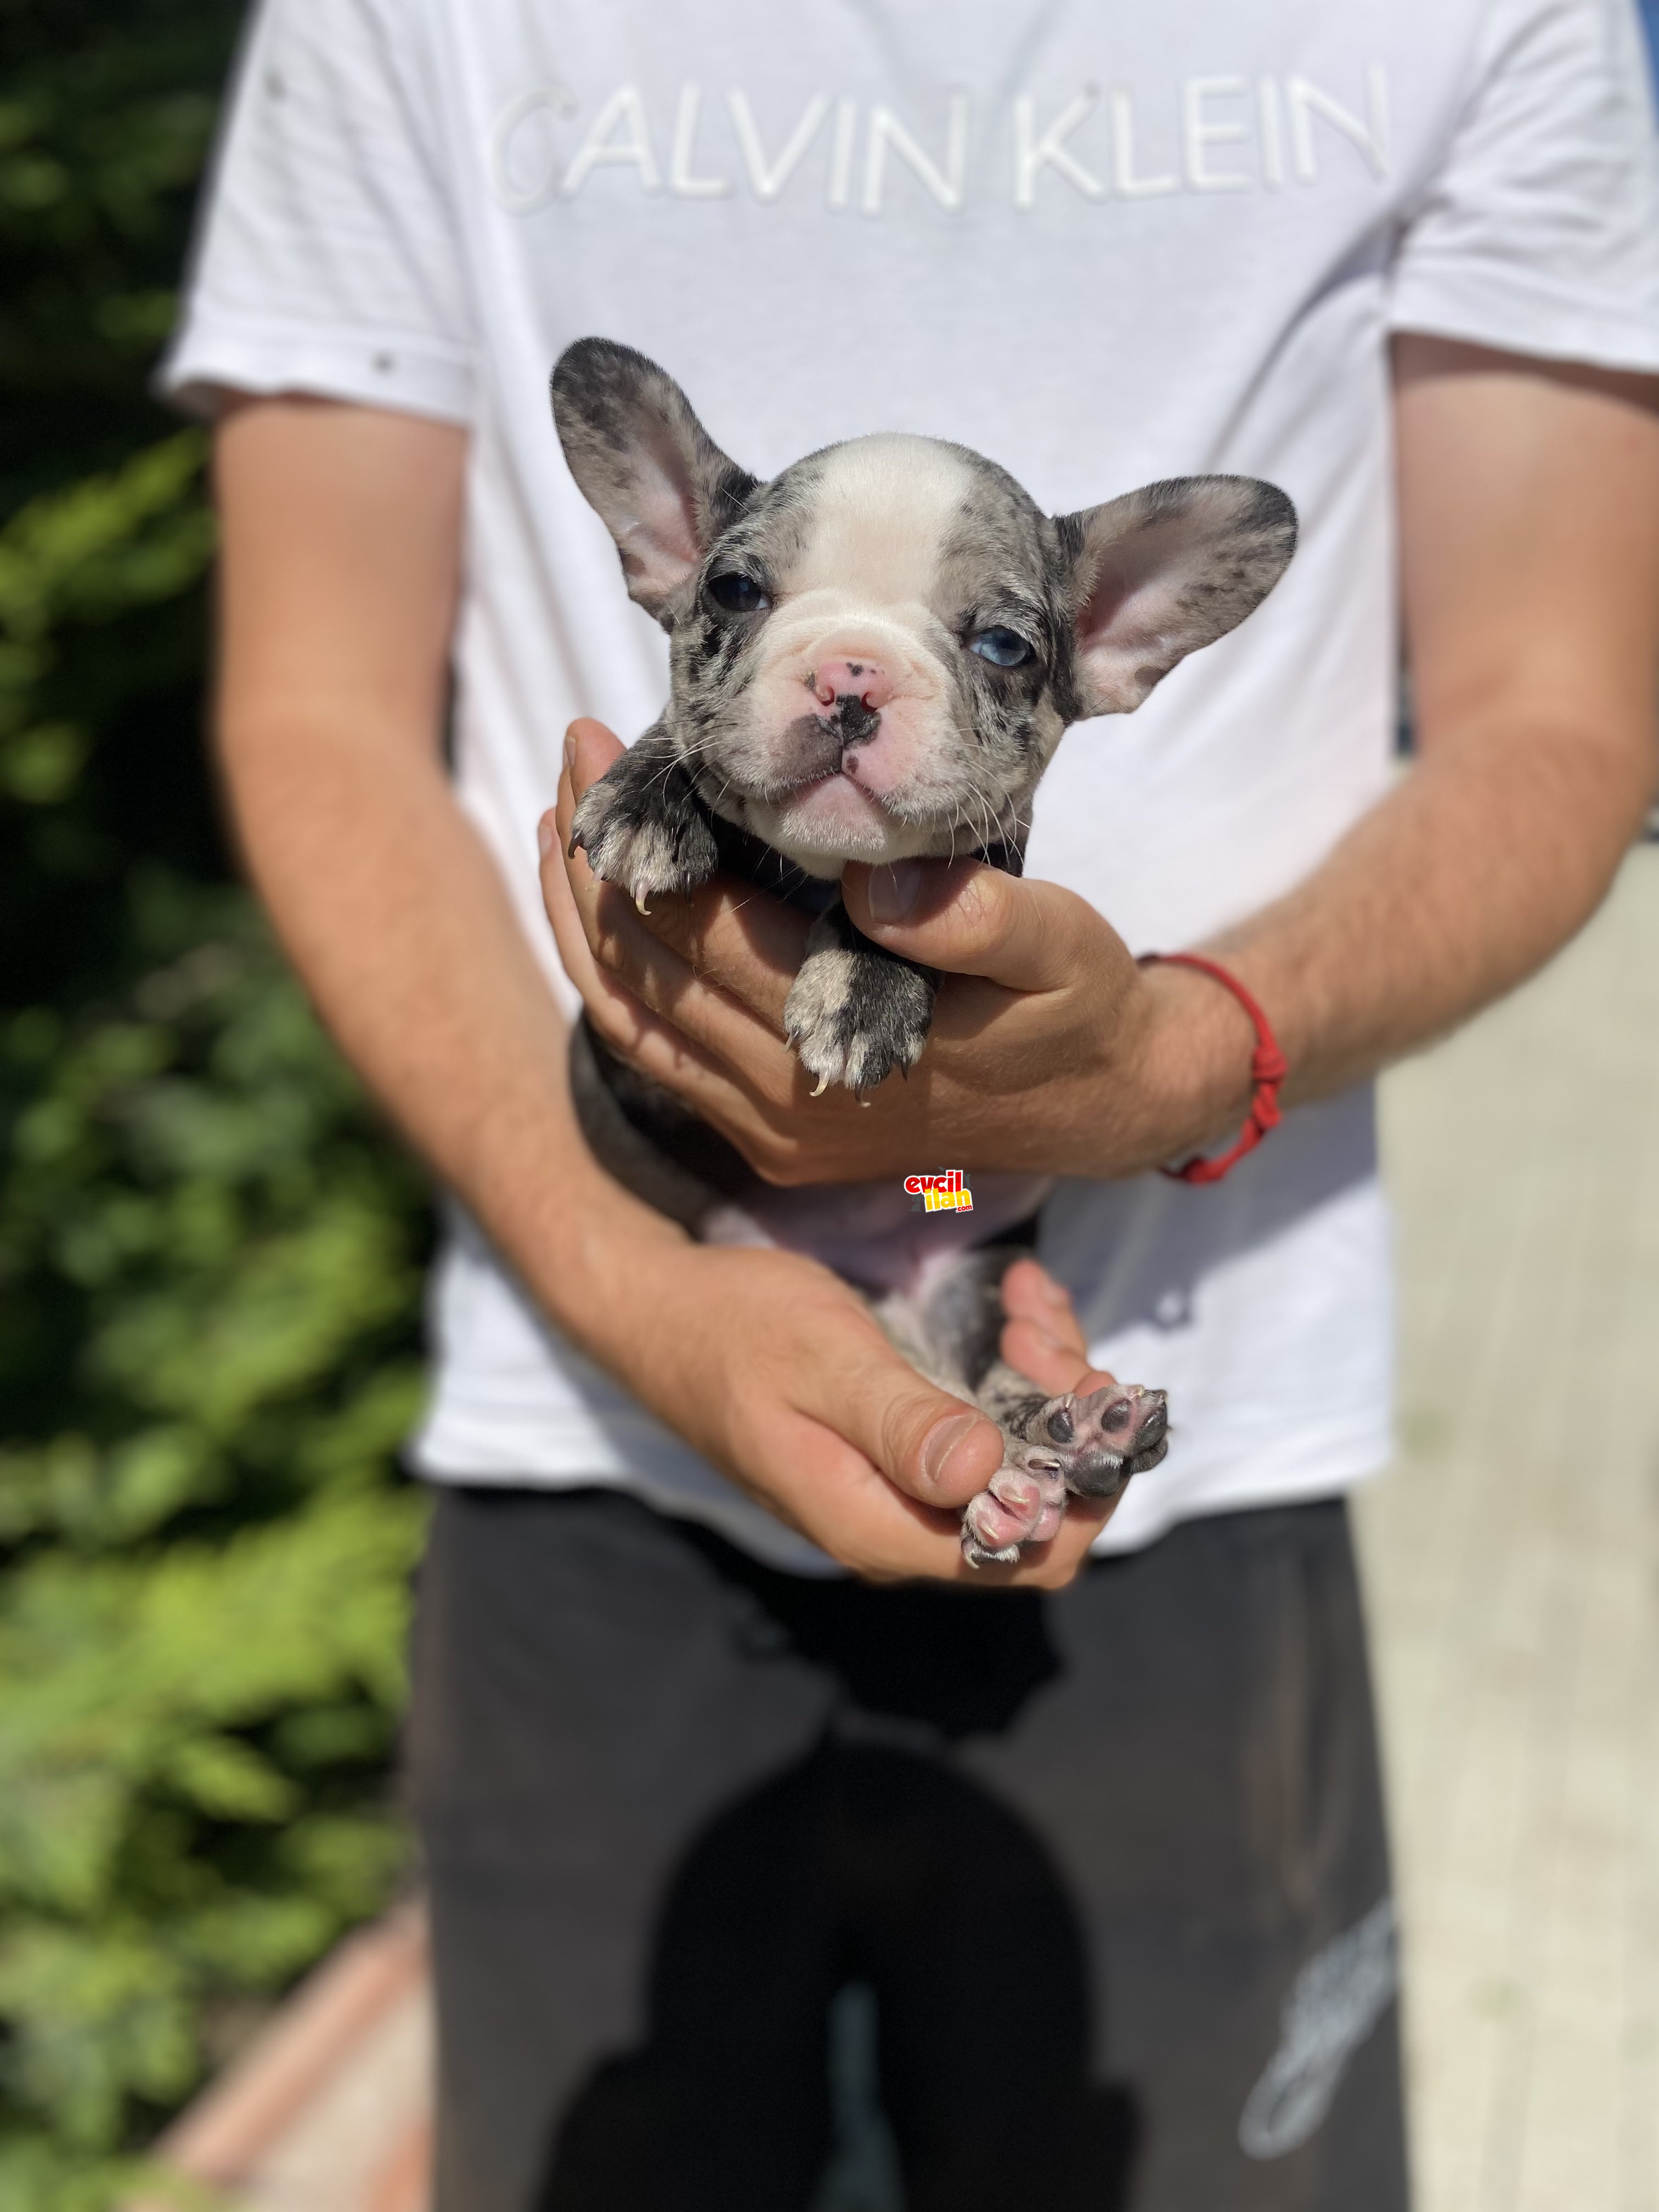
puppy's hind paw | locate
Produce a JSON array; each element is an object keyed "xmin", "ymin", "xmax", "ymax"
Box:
[
  {"xmin": 960, "ymin": 1459, "xmax": 1069, "ymax": 1568},
  {"xmin": 959, "ymin": 1376, "xmax": 1171, "ymax": 1567},
  {"xmin": 1033, "ymin": 1382, "xmax": 1169, "ymax": 1498}
]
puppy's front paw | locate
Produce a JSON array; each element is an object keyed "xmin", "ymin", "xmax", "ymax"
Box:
[
  {"xmin": 783, "ymin": 900, "xmax": 936, "ymax": 1093},
  {"xmin": 570, "ymin": 764, "xmax": 718, "ymax": 910}
]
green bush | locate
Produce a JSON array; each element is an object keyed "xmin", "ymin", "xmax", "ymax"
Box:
[{"xmin": 1, "ymin": 7, "xmax": 433, "ymax": 2203}]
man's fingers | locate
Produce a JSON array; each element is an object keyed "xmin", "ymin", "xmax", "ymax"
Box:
[
  {"xmin": 1001, "ymin": 1258, "xmax": 1088, "ymax": 1355},
  {"xmin": 709, "ymin": 1378, "xmax": 1093, "ymax": 1589},
  {"xmin": 558, "ymin": 720, "xmax": 810, "ymax": 1030},
  {"xmin": 1000, "ymin": 1324, "xmax": 1119, "ymax": 1398},
  {"xmin": 603, "ymin": 868, "xmax": 807, "ymax": 1027},
  {"xmin": 963, "ymin": 1487, "xmax": 1119, "ymax": 1588},
  {"xmin": 586, "ymin": 883, "xmax": 786, "ymax": 1066},
  {"xmin": 544, "ymin": 769, "xmax": 795, "ymax": 1088},
  {"xmin": 598, "ymin": 874, "xmax": 806, "ymax": 1032},
  {"xmin": 539, "ymin": 814, "xmax": 839, "ymax": 1172},
  {"xmin": 789, "ymin": 1340, "xmax": 1005, "ymax": 1512},
  {"xmin": 565, "ymin": 715, "xmax": 625, "ymax": 791},
  {"xmin": 538, "ymin": 825, "xmax": 785, "ymax": 1130},
  {"xmin": 539, "ymin": 804, "xmax": 642, "ymax": 1025},
  {"xmin": 1019, "ymin": 1496, "xmax": 1118, "ymax": 1587},
  {"xmin": 563, "ymin": 972, "xmax": 780, "ymax": 1138},
  {"xmin": 764, "ymin": 1414, "xmax": 982, "ymax": 1581},
  {"xmin": 842, "ymin": 858, "xmax": 1103, "ymax": 996},
  {"xmin": 998, "ymin": 1257, "xmax": 1107, "ymax": 1392}
]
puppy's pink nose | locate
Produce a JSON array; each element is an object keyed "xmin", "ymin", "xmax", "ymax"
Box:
[{"xmin": 813, "ymin": 659, "xmax": 894, "ymax": 712}]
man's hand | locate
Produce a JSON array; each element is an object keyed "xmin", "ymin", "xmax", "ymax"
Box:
[
  {"xmin": 547, "ymin": 340, "xmax": 1659, "ymax": 1183},
  {"xmin": 211, "ymin": 390, "xmax": 1122, "ymax": 1587},
  {"xmin": 580, "ymin": 1237, "xmax": 1126, "ymax": 1584},
  {"xmin": 215, "ymin": 339, "xmax": 1659, "ymax": 1591},
  {"xmin": 542, "ymin": 720, "xmax": 1254, "ymax": 1187}
]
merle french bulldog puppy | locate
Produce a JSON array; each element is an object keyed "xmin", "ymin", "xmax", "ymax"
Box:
[{"xmin": 551, "ymin": 338, "xmax": 1296, "ymax": 1566}]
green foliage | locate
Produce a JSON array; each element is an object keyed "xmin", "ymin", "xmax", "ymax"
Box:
[{"xmin": 0, "ymin": 5, "xmax": 435, "ymax": 2202}]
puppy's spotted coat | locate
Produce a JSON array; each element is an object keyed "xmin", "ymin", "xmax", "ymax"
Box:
[{"xmin": 552, "ymin": 340, "xmax": 1296, "ymax": 1564}]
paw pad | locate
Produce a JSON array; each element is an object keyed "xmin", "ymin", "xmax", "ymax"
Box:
[{"xmin": 960, "ymin": 1384, "xmax": 1170, "ymax": 1567}]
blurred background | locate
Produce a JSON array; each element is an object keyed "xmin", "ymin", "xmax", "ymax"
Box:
[
  {"xmin": 1, "ymin": 7, "xmax": 432, "ymax": 2205},
  {"xmin": 1, "ymin": 7, "xmax": 1657, "ymax": 2210}
]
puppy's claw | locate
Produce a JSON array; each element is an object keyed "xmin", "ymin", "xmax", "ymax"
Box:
[
  {"xmin": 962, "ymin": 1531, "xmax": 1022, "ymax": 1569},
  {"xmin": 810, "ymin": 1072, "xmax": 830, "ymax": 1098},
  {"xmin": 960, "ymin": 1463, "xmax": 1068, "ymax": 1567}
]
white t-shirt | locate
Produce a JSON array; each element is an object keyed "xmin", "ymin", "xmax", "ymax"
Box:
[{"xmin": 163, "ymin": 0, "xmax": 1659, "ymax": 1570}]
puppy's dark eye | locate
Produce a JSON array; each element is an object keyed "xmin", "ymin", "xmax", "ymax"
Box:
[
  {"xmin": 708, "ymin": 571, "xmax": 771, "ymax": 614},
  {"xmin": 969, "ymin": 627, "xmax": 1035, "ymax": 669}
]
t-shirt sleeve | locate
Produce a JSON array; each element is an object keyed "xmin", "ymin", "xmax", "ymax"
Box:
[
  {"xmin": 157, "ymin": 0, "xmax": 476, "ymax": 424},
  {"xmin": 1387, "ymin": 0, "xmax": 1659, "ymax": 371}
]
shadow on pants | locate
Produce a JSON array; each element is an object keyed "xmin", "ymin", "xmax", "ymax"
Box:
[{"xmin": 536, "ymin": 1736, "xmax": 1139, "ymax": 2212}]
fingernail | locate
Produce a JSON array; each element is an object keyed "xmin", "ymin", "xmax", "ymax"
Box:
[
  {"xmin": 1034, "ymin": 1271, "xmax": 1070, "ymax": 1310},
  {"xmin": 537, "ymin": 811, "xmax": 556, "ymax": 857},
  {"xmin": 563, "ymin": 726, "xmax": 578, "ymax": 770},
  {"xmin": 869, "ymin": 860, "xmax": 922, "ymax": 924},
  {"xmin": 1026, "ymin": 1323, "xmax": 1066, "ymax": 1356},
  {"xmin": 919, "ymin": 1409, "xmax": 981, "ymax": 1494}
]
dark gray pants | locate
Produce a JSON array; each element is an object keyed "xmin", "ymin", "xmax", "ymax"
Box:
[{"xmin": 408, "ymin": 1487, "xmax": 1408, "ymax": 2212}]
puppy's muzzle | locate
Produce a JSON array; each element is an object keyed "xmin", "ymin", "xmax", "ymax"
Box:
[{"xmin": 811, "ymin": 658, "xmax": 891, "ymax": 764}]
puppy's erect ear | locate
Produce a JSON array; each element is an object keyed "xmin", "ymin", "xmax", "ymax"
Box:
[
  {"xmin": 1056, "ymin": 477, "xmax": 1297, "ymax": 716},
  {"xmin": 550, "ymin": 338, "xmax": 759, "ymax": 628}
]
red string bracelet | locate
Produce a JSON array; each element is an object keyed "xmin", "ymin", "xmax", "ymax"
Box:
[{"xmin": 1137, "ymin": 952, "xmax": 1288, "ymax": 1186}]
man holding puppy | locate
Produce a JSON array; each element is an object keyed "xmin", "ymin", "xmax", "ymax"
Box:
[{"xmin": 166, "ymin": 1, "xmax": 1659, "ymax": 2205}]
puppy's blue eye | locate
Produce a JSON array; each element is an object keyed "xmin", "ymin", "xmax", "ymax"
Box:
[
  {"xmin": 970, "ymin": 627, "xmax": 1035, "ymax": 669},
  {"xmin": 709, "ymin": 571, "xmax": 770, "ymax": 614}
]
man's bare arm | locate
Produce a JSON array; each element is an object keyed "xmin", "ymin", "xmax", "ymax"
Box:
[
  {"xmin": 544, "ymin": 339, "xmax": 1659, "ymax": 1183},
  {"xmin": 1209, "ymin": 336, "xmax": 1659, "ymax": 1093},
  {"xmin": 212, "ymin": 399, "xmax": 617, "ymax": 1288},
  {"xmin": 211, "ymin": 395, "xmax": 1113, "ymax": 1583}
]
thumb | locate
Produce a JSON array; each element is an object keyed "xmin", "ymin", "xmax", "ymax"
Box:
[
  {"xmin": 791, "ymin": 1336, "xmax": 1005, "ymax": 1510},
  {"xmin": 842, "ymin": 857, "xmax": 1110, "ymax": 995},
  {"xmin": 562, "ymin": 715, "xmax": 626, "ymax": 805}
]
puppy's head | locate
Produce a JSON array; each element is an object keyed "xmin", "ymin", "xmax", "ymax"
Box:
[{"xmin": 551, "ymin": 338, "xmax": 1297, "ymax": 876}]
